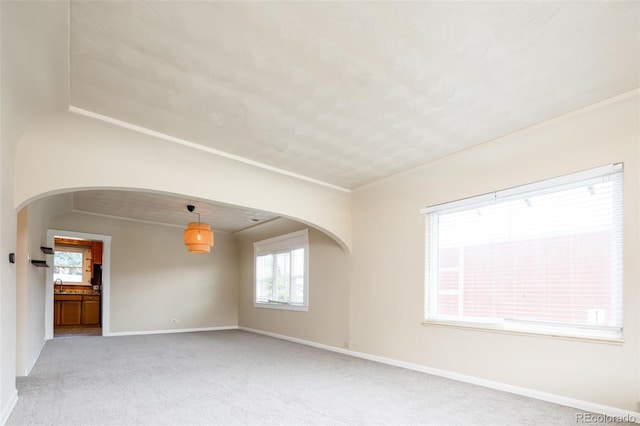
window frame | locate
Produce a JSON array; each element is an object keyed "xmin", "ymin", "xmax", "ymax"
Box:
[
  {"xmin": 53, "ymin": 247, "xmax": 87, "ymax": 284},
  {"xmin": 420, "ymin": 164, "xmax": 624, "ymax": 342},
  {"xmin": 253, "ymin": 229, "xmax": 309, "ymax": 311}
]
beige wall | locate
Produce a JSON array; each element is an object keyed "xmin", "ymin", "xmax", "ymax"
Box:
[
  {"xmin": 0, "ymin": 0, "xmax": 68, "ymax": 422},
  {"xmin": 16, "ymin": 194, "xmax": 71, "ymax": 376},
  {"xmin": 350, "ymin": 92, "xmax": 640, "ymax": 411},
  {"xmin": 237, "ymin": 218, "xmax": 350, "ymax": 349},
  {"xmin": 49, "ymin": 212, "xmax": 239, "ymax": 333}
]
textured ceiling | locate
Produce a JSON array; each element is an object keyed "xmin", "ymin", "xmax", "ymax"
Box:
[
  {"xmin": 67, "ymin": 1, "xmax": 639, "ymax": 229},
  {"xmin": 69, "ymin": 1, "xmax": 640, "ymax": 190},
  {"xmin": 72, "ymin": 190, "xmax": 276, "ymax": 233}
]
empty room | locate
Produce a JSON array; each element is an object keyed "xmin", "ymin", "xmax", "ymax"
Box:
[{"xmin": 1, "ymin": 1, "xmax": 639, "ymax": 425}]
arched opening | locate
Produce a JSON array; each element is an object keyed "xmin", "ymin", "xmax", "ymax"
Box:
[{"xmin": 15, "ymin": 112, "xmax": 352, "ymax": 252}]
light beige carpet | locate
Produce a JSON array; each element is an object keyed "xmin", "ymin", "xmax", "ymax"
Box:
[{"xmin": 6, "ymin": 330, "xmax": 627, "ymax": 425}]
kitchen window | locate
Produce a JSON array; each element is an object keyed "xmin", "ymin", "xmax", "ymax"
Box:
[
  {"xmin": 254, "ymin": 229, "xmax": 309, "ymax": 311},
  {"xmin": 53, "ymin": 249, "xmax": 84, "ymax": 283},
  {"xmin": 421, "ymin": 164, "xmax": 623, "ymax": 340}
]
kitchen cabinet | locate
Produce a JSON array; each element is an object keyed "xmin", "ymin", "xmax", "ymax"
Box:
[
  {"xmin": 54, "ymin": 294, "xmax": 100, "ymax": 327},
  {"xmin": 92, "ymin": 241, "xmax": 103, "ymax": 265},
  {"xmin": 54, "ymin": 301, "xmax": 61, "ymax": 326},
  {"xmin": 56, "ymin": 295, "xmax": 83, "ymax": 326},
  {"xmin": 82, "ymin": 295, "xmax": 101, "ymax": 325}
]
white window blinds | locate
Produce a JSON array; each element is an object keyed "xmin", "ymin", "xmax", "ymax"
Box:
[{"xmin": 422, "ymin": 164, "xmax": 623, "ymax": 340}]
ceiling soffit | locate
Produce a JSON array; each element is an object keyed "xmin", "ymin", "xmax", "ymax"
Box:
[{"xmin": 72, "ymin": 190, "xmax": 276, "ymax": 233}]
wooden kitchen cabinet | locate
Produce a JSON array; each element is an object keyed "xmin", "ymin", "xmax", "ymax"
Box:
[
  {"xmin": 54, "ymin": 300, "xmax": 61, "ymax": 326},
  {"xmin": 54, "ymin": 294, "xmax": 100, "ymax": 327},
  {"xmin": 92, "ymin": 241, "xmax": 103, "ymax": 265},
  {"xmin": 82, "ymin": 295, "xmax": 101, "ymax": 325},
  {"xmin": 57, "ymin": 295, "xmax": 83, "ymax": 326}
]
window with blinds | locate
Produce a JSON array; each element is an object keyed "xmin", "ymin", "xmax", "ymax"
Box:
[
  {"xmin": 254, "ymin": 229, "xmax": 309, "ymax": 311},
  {"xmin": 421, "ymin": 164, "xmax": 623, "ymax": 340}
]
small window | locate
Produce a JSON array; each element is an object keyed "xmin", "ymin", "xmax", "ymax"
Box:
[
  {"xmin": 53, "ymin": 250, "xmax": 84, "ymax": 283},
  {"xmin": 254, "ymin": 229, "xmax": 309, "ymax": 311},
  {"xmin": 421, "ymin": 164, "xmax": 623, "ymax": 340}
]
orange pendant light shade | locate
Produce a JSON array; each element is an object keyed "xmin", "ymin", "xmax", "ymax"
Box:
[
  {"xmin": 184, "ymin": 205, "xmax": 214, "ymax": 253},
  {"xmin": 184, "ymin": 222, "xmax": 214, "ymax": 253}
]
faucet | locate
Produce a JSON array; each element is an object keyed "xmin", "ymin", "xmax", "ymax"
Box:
[{"xmin": 54, "ymin": 278, "xmax": 63, "ymax": 293}]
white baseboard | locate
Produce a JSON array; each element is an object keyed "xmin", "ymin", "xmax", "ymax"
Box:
[
  {"xmin": 0, "ymin": 388, "xmax": 18, "ymax": 426},
  {"xmin": 106, "ymin": 325, "xmax": 237, "ymax": 337},
  {"xmin": 238, "ymin": 326, "xmax": 640, "ymax": 423},
  {"xmin": 22, "ymin": 338, "xmax": 47, "ymax": 377}
]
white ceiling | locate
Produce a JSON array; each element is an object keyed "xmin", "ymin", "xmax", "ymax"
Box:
[
  {"xmin": 66, "ymin": 1, "xmax": 639, "ymax": 229},
  {"xmin": 72, "ymin": 190, "xmax": 276, "ymax": 233}
]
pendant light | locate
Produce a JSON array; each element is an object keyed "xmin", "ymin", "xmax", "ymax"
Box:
[{"xmin": 184, "ymin": 205, "xmax": 214, "ymax": 253}]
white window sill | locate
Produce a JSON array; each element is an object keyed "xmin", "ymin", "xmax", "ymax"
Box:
[
  {"xmin": 422, "ymin": 319, "xmax": 624, "ymax": 345},
  {"xmin": 254, "ymin": 302, "xmax": 308, "ymax": 312}
]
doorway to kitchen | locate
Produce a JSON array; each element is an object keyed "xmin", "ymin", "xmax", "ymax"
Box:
[
  {"xmin": 45, "ymin": 230, "xmax": 111, "ymax": 340},
  {"xmin": 52, "ymin": 237, "xmax": 101, "ymax": 337}
]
